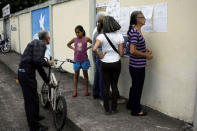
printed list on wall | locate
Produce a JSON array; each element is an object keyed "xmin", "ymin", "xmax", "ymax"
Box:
[{"xmin": 98, "ymin": 0, "xmax": 168, "ymax": 34}]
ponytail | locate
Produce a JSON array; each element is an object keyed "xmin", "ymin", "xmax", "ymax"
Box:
[
  {"xmin": 127, "ymin": 25, "xmax": 133, "ymax": 35},
  {"xmin": 83, "ymin": 31, "xmax": 86, "ymax": 36}
]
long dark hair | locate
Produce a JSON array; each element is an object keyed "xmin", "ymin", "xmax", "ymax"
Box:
[
  {"xmin": 127, "ymin": 11, "xmax": 142, "ymax": 35},
  {"xmin": 75, "ymin": 25, "xmax": 86, "ymax": 36}
]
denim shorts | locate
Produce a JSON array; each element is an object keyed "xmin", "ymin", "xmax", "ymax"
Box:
[{"xmin": 73, "ymin": 61, "xmax": 90, "ymax": 71}]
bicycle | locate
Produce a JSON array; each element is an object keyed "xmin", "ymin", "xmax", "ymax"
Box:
[
  {"xmin": 40, "ymin": 57, "xmax": 75, "ymax": 131},
  {"xmin": 0, "ymin": 38, "xmax": 11, "ymax": 53}
]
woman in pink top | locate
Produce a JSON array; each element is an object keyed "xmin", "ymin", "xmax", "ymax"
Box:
[{"xmin": 67, "ymin": 25, "xmax": 92, "ymax": 97}]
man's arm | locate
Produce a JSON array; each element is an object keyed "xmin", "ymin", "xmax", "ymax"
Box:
[{"xmin": 37, "ymin": 66, "xmax": 50, "ymax": 84}]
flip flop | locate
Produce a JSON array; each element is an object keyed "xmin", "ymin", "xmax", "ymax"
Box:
[{"xmin": 72, "ymin": 93, "xmax": 77, "ymax": 97}]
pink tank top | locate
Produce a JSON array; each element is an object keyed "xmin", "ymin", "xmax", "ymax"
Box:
[{"xmin": 74, "ymin": 37, "xmax": 88, "ymax": 62}]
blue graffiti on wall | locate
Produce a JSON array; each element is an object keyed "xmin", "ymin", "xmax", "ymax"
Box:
[
  {"xmin": 32, "ymin": 7, "xmax": 51, "ymax": 58},
  {"xmin": 32, "ymin": 7, "xmax": 50, "ymax": 39}
]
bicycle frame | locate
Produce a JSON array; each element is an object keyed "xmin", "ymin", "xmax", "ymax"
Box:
[
  {"xmin": 40, "ymin": 57, "xmax": 75, "ymax": 130},
  {"xmin": 46, "ymin": 66, "xmax": 59, "ymax": 111},
  {"xmin": 47, "ymin": 58, "xmax": 75, "ymax": 111}
]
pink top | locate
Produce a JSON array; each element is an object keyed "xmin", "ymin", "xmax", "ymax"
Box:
[{"xmin": 74, "ymin": 37, "xmax": 88, "ymax": 62}]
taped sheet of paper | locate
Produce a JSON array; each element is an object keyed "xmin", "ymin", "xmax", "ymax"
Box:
[
  {"xmin": 106, "ymin": 0, "xmax": 120, "ymax": 22},
  {"xmin": 103, "ymin": 1, "xmax": 167, "ymax": 33},
  {"xmin": 153, "ymin": 2, "xmax": 167, "ymax": 32},
  {"xmin": 119, "ymin": 6, "xmax": 153, "ymax": 33},
  {"xmin": 141, "ymin": 6, "xmax": 154, "ymax": 32},
  {"xmin": 119, "ymin": 7, "xmax": 130, "ymax": 32},
  {"xmin": 96, "ymin": 2, "xmax": 108, "ymax": 8}
]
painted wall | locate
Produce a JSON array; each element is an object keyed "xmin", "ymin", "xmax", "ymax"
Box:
[
  {"xmin": 18, "ymin": 13, "xmax": 31, "ymax": 53},
  {"xmin": 32, "ymin": 7, "xmax": 51, "ymax": 59},
  {"xmin": 32, "ymin": 7, "xmax": 50, "ymax": 40},
  {"xmin": 5, "ymin": 0, "xmax": 91, "ymax": 77},
  {"xmin": 10, "ymin": 16, "xmax": 20, "ymax": 53},
  {"xmin": 52, "ymin": 0, "xmax": 90, "ymax": 77},
  {"xmin": 96, "ymin": 0, "xmax": 197, "ymax": 123}
]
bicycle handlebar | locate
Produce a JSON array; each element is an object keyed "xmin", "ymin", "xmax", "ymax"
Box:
[
  {"xmin": 44, "ymin": 57, "xmax": 75, "ymax": 82},
  {"xmin": 44, "ymin": 57, "xmax": 75, "ymax": 64},
  {"xmin": 66, "ymin": 59, "xmax": 76, "ymax": 64},
  {"xmin": 54, "ymin": 59, "xmax": 75, "ymax": 64}
]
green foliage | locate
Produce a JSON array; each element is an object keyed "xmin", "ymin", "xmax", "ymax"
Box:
[{"xmin": 0, "ymin": 0, "xmax": 49, "ymax": 18}]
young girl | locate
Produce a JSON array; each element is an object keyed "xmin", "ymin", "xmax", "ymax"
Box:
[{"xmin": 67, "ymin": 25, "xmax": 92, "ymax": 97}]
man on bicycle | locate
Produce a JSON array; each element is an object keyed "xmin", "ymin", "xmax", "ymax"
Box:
[{"xmin": 18, "ymin": 30, "xmax": 53, "ymax": 131}]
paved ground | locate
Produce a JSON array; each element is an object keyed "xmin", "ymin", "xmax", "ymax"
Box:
[
  {"xmin": 0, "ymin": 52, "xmax": 194, "ymax": 131},
  {"xmin": 0, "ymin": 61, "xmax": 73, "ymax": 131}
]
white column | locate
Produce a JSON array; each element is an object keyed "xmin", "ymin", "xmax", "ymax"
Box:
[{"xmin": 88, "ymin": 0, "xmax": 96, "ymax": 85}]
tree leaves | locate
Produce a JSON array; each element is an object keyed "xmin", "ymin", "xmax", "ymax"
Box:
[{"xmin": 0, "ymin": 0, "xmax": 49, "ymax": 18}]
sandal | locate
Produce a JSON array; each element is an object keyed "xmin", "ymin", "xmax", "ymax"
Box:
[
  {"xmin": 85, "ymin": 92, "xmax": 90, "ymax": 96},
  {"xmin": 72, "ymin": 92, "xmax": 77, "ymax": 97},
  {"xmin": 131, "ymin": 111, "xmax": 147, "ymax": 116}
]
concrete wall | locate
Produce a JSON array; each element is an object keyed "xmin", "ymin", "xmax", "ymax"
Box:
[
  {"xmin": 5, "ymin": 0, "xmax": 196, "ymax": 123},
  {"xmin": 97, "ymin": 0, "xmax": 197, "ymax": 123},
  {"xmin": 10, "ymin": 16, "xmax": 20, "ymax": 53},
  {"xmin": 52, "ymin": 0, "xmax": 90, "ymax": 77},
  {"xmin": 2, "ymin": 0, "xmax": 91, "ymax": 78},
  {"xmin": 18, "ymin": 13, "xmax": 31, "ymax": 53}
]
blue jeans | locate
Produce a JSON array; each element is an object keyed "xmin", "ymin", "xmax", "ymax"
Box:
[
  {"xmin": 73, "ymin": 61, "xmax": 90, "ymax": 71},
  {"xmin": 93, "ymin": 57, "xmax": 103, "ymax": 99}
]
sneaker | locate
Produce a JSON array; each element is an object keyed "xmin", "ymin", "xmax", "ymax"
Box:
[
  {"xmin": 105, "ymin": 111, "xmax": 112, "ymax": 116},
  {"xmin": 111, "ymin": 110, "xmax": 118, "ymax": 115},
  {"xmin": 117, "ymin": 98, "xmax": 126, "ymax": 104},
  {"xmin": 100, "ymin": 101, "xmax": 104, "ymax": 107},
  {"xmin": 126, "ymin": 102, "xmax": 131, "ymax": 110}
]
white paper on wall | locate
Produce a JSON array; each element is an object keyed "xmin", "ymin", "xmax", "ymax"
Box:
[
  {"xmin": 153, "ymin": 2, "xmax": 167, "ymax": 32},
  {"xmin": 106, "ymin": 0, "xmax": 120, "ymax": 22},
  {"xmin": 96, "ymin": 2, "xmax": 108, "ymax": 8},
  {"xmin": 140, "ymin": 6, "xmax": 154, "ymax": 32},
  {"xmin": 119, "ymin": 6, "xmax": 153, "ymax": 33},
  {"xmin": 119, "ymin": 7, "xmax": 130, "ymax": 32},
  {"xmin": 104, "ymin": 2, "xmax": 167, "ymax": 33}
]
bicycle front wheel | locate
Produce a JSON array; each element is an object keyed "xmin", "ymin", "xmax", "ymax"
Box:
[
  {"xmin": 40, "ymin": 83, "xmax": 50, "ymax": 108},
  {"xmin": 53, "ymin": 96, "xmax": 67, "ymax": 131},
  {"xmin": 1, "ymin": 43, "xmax": 10, "ymax": 53}
]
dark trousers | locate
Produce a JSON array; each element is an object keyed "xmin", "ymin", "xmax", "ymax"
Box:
[
  {"xmin": 18, "ymin": 70, "xmax": 41, "ymax": 131},
  {"xmin": 93, "ymin": 57, "xmax": 103, "ymax": 99},
  {"xmin": 101, "ymin": 61, "xmax": 121, "ymax": 112},
  {"xmin": 128, "ymin": 66, "xmax": 145, "ymax": 114}
]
